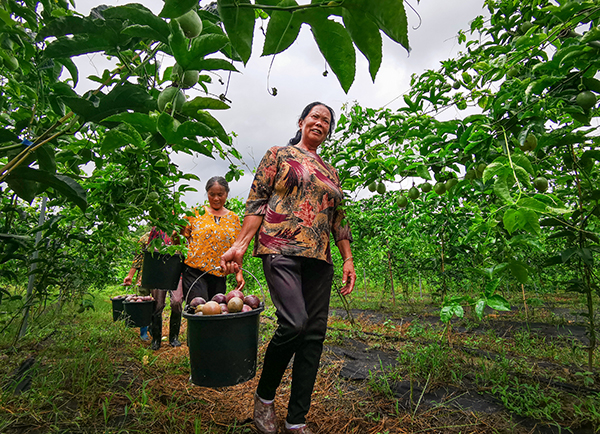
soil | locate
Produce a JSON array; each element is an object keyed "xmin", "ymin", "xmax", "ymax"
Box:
[{"xmin": 326, "ymin": 306, "xmax": 599, "ymax": 433}]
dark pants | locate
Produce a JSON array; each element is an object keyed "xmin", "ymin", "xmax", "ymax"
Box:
[
  {"xmin": 256, "ymin": 254, "xmax": 334, "ymax": 425},
  {"xmin": 151, "ymin": 277, "xmax": 183, "ymax": 318},
  {"xmin": 182, "ymin": 265, "xmax": 226, "ymax": 304}
]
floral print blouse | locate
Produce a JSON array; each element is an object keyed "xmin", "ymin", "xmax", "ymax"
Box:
[
  {"xmin": 185, "ymin": 207, "xmax": 241, "ymax": 277},
  {"xmin": 246, "ymin": 145, "xmax": 352, "ymax": 264}
]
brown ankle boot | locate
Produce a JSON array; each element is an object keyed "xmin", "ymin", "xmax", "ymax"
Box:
[{"xmin": 253, "ymin": 393, "xmax": 277, "ymax": 434}]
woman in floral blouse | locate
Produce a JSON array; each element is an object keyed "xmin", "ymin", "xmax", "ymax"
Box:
[
  {"xmin": 221, "ymin": 102, "xmax": 356, "ymax": 434},
  {"xmin": 182, "ymin": 177, "xmax": 244, "ymax": 303}
]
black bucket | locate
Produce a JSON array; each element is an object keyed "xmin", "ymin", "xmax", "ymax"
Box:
[
  {"xmin": 141, "ymin": 252, "xmax": 183, "ymax": 291},
  {"xmin": 111, "ymin": 297, "xmax": 127, "ymax": 322},
  {"xmin": 184, "ymin": 304, "xmax": 264, "ymax": 388},
  {"xmin": 123, "ymin": 300, "xmax": 154, "ymax": 327}
]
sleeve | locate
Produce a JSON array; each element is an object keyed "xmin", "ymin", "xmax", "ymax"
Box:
[
  {"xmin": 332, "ymin": 206, "xmax": 353, "ymax": 244},
  {"xmin": 245, "ymin": 146, "xmax": 280, "ymax": 216}
]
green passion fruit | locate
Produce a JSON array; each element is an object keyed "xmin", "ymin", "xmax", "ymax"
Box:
[
  {"xmin": 176, "ymin": 10, "xmax": 203, "ymax": 38},
  {"xmin": 445, "ymin": 178, "xmax": 459, "ymax": 191},
  {"xmin": 533, "ymin": 176, "xmax": 548, "ymax": 192},
  {"xmin": 172, "ymin": 64, "xmax": 199, "ymax": 89},
  {"xmin": 576, "ymin": 91, "xmax": 597, "ymax": 110},
  {"xmin": 433, "ymin": 182, "xmax": 446, "ymax": 195},
  {"xmin": 158, "ymin": 87, "xmax": 185, "ymax": 112},
  {"xmin": 367, "ymin": 181, "xmax": 377, "ymax": 192},
  {"xmin": 407, "ymin": 186, "xmax": 420, "ymax": 200},
  {"xmin": 420, "ymin": 182, "xmax": 432, "ymax": 192},
  {"xmin": 396, "ymin": 195, "xmax": 408, "ymax": 208},
  {"xmin": 376, "ymin": 182, "xmax": 386, "ymax": 194},
  {"xmin": 521, "ymin": 133, "xmax": 537, "ymax": 151}
]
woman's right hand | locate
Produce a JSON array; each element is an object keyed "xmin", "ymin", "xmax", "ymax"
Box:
[{"xmin": 123, "ymin": 276, "xmax": 132, "ymax": 286}]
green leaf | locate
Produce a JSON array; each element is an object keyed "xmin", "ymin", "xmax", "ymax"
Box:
[
  {"xmin": 43, "ymin": 35, "xmax": 114, "ymax": 58},
  {"xmin": 181, "ymin": 97, "xmax": 231, "ymax": 113},
  {"xmin": 474, "ymin": 299, "xmax": 486, "ymax": 320},
  {"xmin": 101, "ymin": 123, "xmax": 146, "ymax": 154},
  {"xmin": 343, "ymin": 0, "xmax": 409, "ymax": 51},
  {"xmin": 217, "ymin": 0, "xmax": 255, "ymax": 65},
  {"xmin": 503, "ymin": 209, "xmax": 519, "ymax": 234},
  {"xmin": 342, "ymin": 8, "xmax": 382, "ymax": 81},
  {"xmin": 511, "ymin": 154, "xmax": 534, "ymax": 176},
  {"xmin": 184, "ymin": 110, "xmax": 230, "ymax": 145},
  {"xmin": 576, "ymin": 248, "xmax": 594, "ymax": 269},
  {"xmin": 415, "ymin": 164, "xmax": 431, "ymax": 180},
  {"xmin": 55, "ymin": 58, "xmax": 79, "ymax": 86},
  {"xmin": 0, "ymin": 130, "xmax": 19, "ymax": 143},
  {"xmin": 307, "ymin": 16, "xmax": 356, "ymax": 93},
  {"xmin": 103, "ymin": 4, "xmax": 170, "ymax": 43},
  {"xmin": 186, "ymin": 34, "xmax": 231, "ymax": 68},
  {"xmin": 190, "ymin": 58, "xmax": 238, "ymax": 72},
  {"xmin": 262, "ymin": 0, "xmax": 302, "ymax": 56},
  {"xmin": 103, "ymin": 113, "xmax": 158, "ymax": 134},
  {"xmin": 482, "ymin": 161, "xmax": 505, "ymax": 183},
  {"xmin": 159, "ymin": 0, "xmax": 197, "ymax": 18},
  {"xmin": 517, "ymin": 197, "xmax": 547, "ymax": 213},
  {"xmin": 508, "ymin": 260, "xmax": 529, "ymax": 284},
  {"xmin": 521, "ymin": 209, "xmax": 540, "ymax": 235},
  {"xmin": 484, "ymin": 277, "xmax": 501, "ymax": 298},
  {"xmin": 9, "ymin": 168, "xmax": 87, "ymax": 210},
  {"xmin": 486, "ymin": 294, "xmax": 511, "ymax": 311},
  {"xmin": 157, "ymin": 112, "xmax": 181, "ymax": 144},
  {"xmin": 5, "ymin": 173, "xmax": 38, "ymax": 203},
  {"xmin": 493, "ymin": 174, "xmax": 513, "ymax": 203}
]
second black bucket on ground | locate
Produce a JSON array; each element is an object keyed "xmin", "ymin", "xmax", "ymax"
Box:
[
  {"xmin": 141, "ymin": 252, "xmax": 183, "ymax": 291},
  {"xmin": 123, "ymin": 300, "xmax": 154, "ymax": 327},
  {"xmin": 184, "ymin": 304, "xmax": 264, "ymax": 388}
]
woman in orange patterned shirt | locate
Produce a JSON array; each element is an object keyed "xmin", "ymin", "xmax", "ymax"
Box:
[{"xmin": 182, "ymin": 176, "xmax": 244, "ymax": 303}]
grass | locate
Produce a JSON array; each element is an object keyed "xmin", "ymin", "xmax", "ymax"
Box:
[{"xmin": 2, "ymin": 284, "xmax": 600, "ymax": 433}]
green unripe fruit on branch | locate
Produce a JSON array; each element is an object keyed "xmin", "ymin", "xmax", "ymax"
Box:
[
  {"xmin": 367, "ymin": 181, "xmax": 377, "ymax": 192},
  {"xmin": 158, "ymin": 87, "xmax": 185, "ymax": 112},
  {"xmin": 521, "ymin": 133, "xmax": 537, "ymax": 151},
  {"xmin": 506, "ymin": 68, "xmax": 519, "ymax": 78},
  {"xmin": 0, "ymin": 50, "xmax": 19, "ymax": 71},
  {"xmin": 147, "ymin": 191, "xmax": 160, "ymax": 201},
  {"xmin": 176, "ymin": 10, "xmax": 203, "ymax": 38},
  {"xmin": 376, "ymin": 182, "xmax": 386, "ymax": 195},
  {"xmin": 464, "ymin": 169, "xmax": 476, "ymax": 180},
  {"xmin": 576, "ymin": 90, "xmax": 597, "ymax": 110},
  {"xmin": 452, "ymin": 81, "xmax": 461, "ymax": 89},
  {"xmin": 445, "ymin": 178, "xmax": 458, "ymax": 191},
  {"xmin": 433, "ymin": 182, "xmax": 446, "ymax": 195},
  {"xmin": 172, "ymin": 64, "xmax": 200, "ymax": 89},
  {"xmin": 533, "ymin": 176, "xmax": 548, "ymax": 193},
  {"xmin": 420, "ymin": 182, "xmax": 432, "ymax": 192},
  {"xmin": 396, "ymin": 195, "xmax": 408, "ymax": 208},
  {"xmin": 407, "ymin": 186, "xmax": 420, "ymax": 200}
]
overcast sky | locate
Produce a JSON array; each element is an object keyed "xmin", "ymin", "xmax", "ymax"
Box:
[{"xmin": 73, "ymin": 0, "xmax": 487, "ymax": 207}]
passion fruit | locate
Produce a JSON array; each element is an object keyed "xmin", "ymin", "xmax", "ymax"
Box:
[
  {"xmin": 157, "ymin": 86, "xmax": 185, "ymax": 112},
  {"xmin": 396, "ymin": 195, "xmax": 408, "ymax": 208},
  {"xmin": 407, "ymin": 186, "xmax": 420, "ymax": 200},
  {"xmin": 202, "ymin": 301, "xmax": 221, "ymax": 315},
  {"xmin": 226, "ymin": 289, "xmax": 244, "ymax": 304},
  {"xmin": 445, "ymin": 178, "xmax": 459, "ymax": 191},
  {"xmin": 176, "ymin": 9, "xmax": 203, "ymax": 38},
  {"xmin": 464, "ymin": 169, "xmax": 476, "ymax": 180},
  {"xmin": 433, "ymin": 182, "xmax": 446, "ymax": 195},
  {"xmin": 367, "ymin": 181, "xmax": 377, "ymax": 192},
  {"xmin": 420, "ymin": 182, "xmax": 432, "ymax": 192},
  {"xmin": 521, "ymin": 133, "xmax": 537, "ymax": 151},
  {"xmin": 376, "ymin": 182, "xmax": 386, "ymax": 194},
  {"xmin": 576, "ymin": 91, "xmax": 597, "ymax": 110},
  {"xmin": 227, "ymin": 296, "xmax": 244, "ymax": 313},
  {"xmin": 533, "ymin": 176, "xmax": 548, "ymax": 192}
]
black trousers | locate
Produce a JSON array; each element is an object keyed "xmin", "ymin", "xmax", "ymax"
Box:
[
  {"xmin": 256, "ymin": 254, "xmax": 334, "ymax": 425},
  {"xmin": 181, "ymin": 265, "xmax": 226, "ymax": 304}
]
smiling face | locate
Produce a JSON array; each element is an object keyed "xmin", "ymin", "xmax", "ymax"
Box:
[
  {"xmin": 298, "ymin": 105, "xmax": 331, "ymax": 151},
  {"xmin": 207, "ymin": 183, "xmax": 228, "ymax": 211}
]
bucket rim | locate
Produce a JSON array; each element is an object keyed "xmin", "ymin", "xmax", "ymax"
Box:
[
  {"xmin": 123, "ymin": 299, "xmax": 155, "ymax": 305},
  {"xmin": 184, "ymin": 304, "xmax": 264, "ymax": 321}
]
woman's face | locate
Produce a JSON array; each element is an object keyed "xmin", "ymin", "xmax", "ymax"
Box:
[
  {"xmin": 298, "ymin": 105, "xmax": 331, "ymax": 147},
  {"xmin": 207, "ymin": 183, "xmax": 228, "ymax": 210}
]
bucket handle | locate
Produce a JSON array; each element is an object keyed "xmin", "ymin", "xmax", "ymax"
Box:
[{"xmin": 185, "ymin": 266, "xmax": 265, "ymax": 305}]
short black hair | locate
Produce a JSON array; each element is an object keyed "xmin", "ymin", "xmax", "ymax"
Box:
[{"xmin": 205, "ymin": 176, "xmax": 230, "ymax": 193}]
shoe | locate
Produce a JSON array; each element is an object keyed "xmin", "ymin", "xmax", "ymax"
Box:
[
  {"xmin": 253, "ymin": 393, "xmax": 277, "ymax": 434},
  {"xmin": 284, "ymin": 425, "xmax": 313, "ymax": 434},
  {"xmin": 169, "ymin": 313, "xmax": 182, "ymax": 347},
  {"xmin": 140, "ymin": 326, "xmax": 150, "ymax": 341}
]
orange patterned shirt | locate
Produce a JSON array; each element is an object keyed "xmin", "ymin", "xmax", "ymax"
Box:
[{"xmin": 184, "ymin": 207, "xmax": 241, "ymax": 277}]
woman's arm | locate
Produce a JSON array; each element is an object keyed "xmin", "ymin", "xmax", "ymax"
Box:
[
  {"xmin": 336, "ymin": 239, "xmax": 356, "ymax": 296},
  {"xmin": 220, "ymin": 215, "xmax": 264, "ymax": 274}
]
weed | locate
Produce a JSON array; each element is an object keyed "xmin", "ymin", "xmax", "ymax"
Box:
[{"xmin": 491, "ymin": 377, "xmax": 562, "ymax": 421}]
